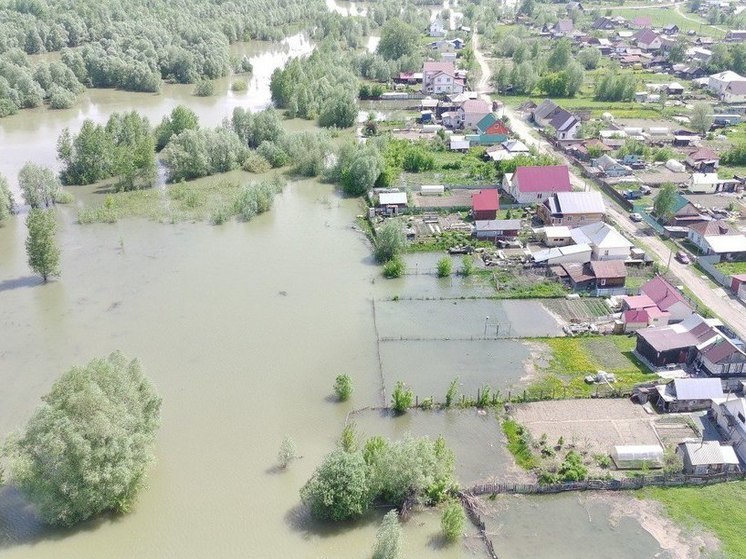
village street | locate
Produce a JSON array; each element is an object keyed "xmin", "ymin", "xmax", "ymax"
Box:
[{"xmin": 472, "ymin": 31, "xmax": 746, "ymax": 339}]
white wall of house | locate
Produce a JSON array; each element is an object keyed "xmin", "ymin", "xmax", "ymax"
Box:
[
  {"xmin": 713, "ymin": 402, "xmax": 746, "ymax": 463},
  {"xmin": 592, "ymin": 244, "xmax": 631, "ymax": 261}
]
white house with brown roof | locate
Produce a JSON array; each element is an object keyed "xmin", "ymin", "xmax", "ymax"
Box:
[
  {"xmin": 696, "ymin": 337, "xmax": 746, "ymax": 378},
  {"xmin": 457, "ymin": 99, "xmax": 491, "ymax": 130},
  {"xmin": 687, "ymin": 220, "xmax": 731, "ymax": 252}
]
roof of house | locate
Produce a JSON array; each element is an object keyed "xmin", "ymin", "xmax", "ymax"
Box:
[
  {"xmin": 543, "ymin": 225, "xmax": 572, "ymax": 237},
  {"xmin": 726, "ymin": 80, "xmax": 746, "ymax": 95},
  {"xmin": 681, "ymin": 441, "xmax": 740, "ymax": 466},
  {"xmin": 476, "ymin": 113, "xmax": 506, "ymax": 133},
  {"xmin": 379, "ymin": 192, "xmax": 408, "ymax": 206},
  {"xmin": 502, "ymin": 139, "xmax": 530, "ymax": 153},
  {"xmin": 555, "ymin": 19, "xmax": 574, "ymax": 33},
  {"xmin": 699, "ymin": 337, "xmax": 746, "ymax": 364},
  {"xmin": 710, "ymin": 70, "xmax": 746, "ymax": 82},
  {"xmin": 673, "ymin": 378, "xmax": 724, "ymax": 400},
  {"xmin": 514, "ymin": 165, "xmax": 572, "ymax": 193},
  {"xmin": 533, "ymin": 99, "xmax": 560, "ymax": 121},
  {"xmin": 689, "ymin": 220, "xmax": 730, "ymax": 237},
  {"xmin": 462, "ymin": 99, "xmax": 491, "ymax": 114},
  {"xmin": 471, "ymin": 189, "xmax": 500, "ymax": 212},
  {"xmin": 590, "ymin": 259, "xmax": 627, "ymax": 279},
  {"xmin": 691, "ymin": 173, "xmax": 721, "ymax": 186},
  {"xmin": 635, "ymin": 28, "xmax": 660, "ymax": 45},
  {"xmin": 548, "ymin": 109, "xmax": 578, "ymax": 131},
  {"xmin": 532, "ymin": 243, "xmax": 592, "ymax": 263},
  {"xmin": 563, "ymin": 262, "xmax": 595, "ymax": 284},
  {"xmin": 687, "ymin": 147, "xmax": 720, "ymax": 161},
  {"xmin": 622, "ymin": 294, "xmax": 657, "ymax": 310},
  {"xmin": 423, "ymin": 61, "xmax": 455, "ymax": 74},
  {"xmin": 641, "ymin": 276, "xmax": 690, "ymax": 311},
  {"xmin": 571, "ymin": 222, "xmax": 632, "ymax": 249},
  {"xmin": 475, "ymin": 219, "xmax": 522, "ymax": 232},
  {"xmin": 546, "ymin": 192, "xmax": 606, "ymax": 216},
  {"xmin": 704, "ymin": 234, "xmax": 746, "ymax": 254},
  {"xmin": 624, "ymin": 309, "xmax": 651, "ymax": 324}
]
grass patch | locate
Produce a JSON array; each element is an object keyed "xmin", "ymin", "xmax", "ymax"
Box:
[
  {"xmin": 715, "ymin": 261, "xmax": 746, "ymax": 276},
  {"xmin": 490, "ymin": 267, "xmax": 569, "ymax": 299},
  {"xmin": 407, "ymin": 230, "xmax": 494, "ymax": 252},
  {"xmin": 502, "ymin": 418, "xmax": 537, "ymax": 470},
  {"xmin": 640, "ymin": 482, "xmax": 746, "ymax": 558},
  {"xmin": 528, "ymin": 336, "xmax": 654, "ymax": 397},
  {"xmin": 607, "ymin": 6, "xmax": 725, "ymax": 38}
]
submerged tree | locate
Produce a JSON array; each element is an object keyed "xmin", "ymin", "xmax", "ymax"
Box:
[
  {"xmin": 25, "ymin": 208, "xmax": 60, "ymax": 282},
  {"xmin": 278, "ymin": 436, "xmax": 298, "ymax": 469},
  {"xmin": 0, "ymin": 174, "xmax": 14, "ymax": 221},
  {"xmin": 372, "ymin": 510, "xmax": 402, "ymax": 559},
  {"xmin": 8, "ymin": 352, "xmax": 161, "ymax": 526},
  {"xmin": 18, "ymin": 163, "xmax": 61, "ymax": 209}
]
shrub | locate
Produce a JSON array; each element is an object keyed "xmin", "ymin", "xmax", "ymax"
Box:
[
  {"xmin": 194, "ymin": 80, "xmax": 215, "ymax": 96},
  {"xmin": 445, "ymin": 378, "xmax": 459, "ymax": 407},
  {"xmin": 373, "ymin": 510, "xmax": 402, "ymax": 559},
  {"xmin": 375, "ymin": 220, "xmax": 405, "ymax": 263},
  {"xmin": 300, "ymin": 449, "xmax": 371, "ymax": 521},
  {"xmin": 557, "ymin": 451, "xmax": 588, "ymax": 482},
  {"xmin": 242, "ymin": 152, "xmax": 272, "ymax": 174},
  {"xmin": 231, "ymin": 79, "xmax": 247, "ymax": 92},
  {"xmin": 383, "ymin": 256, "xmax": 405, "ymax": 278},
  {"xmin": 340, "ymin": 422, "xmax": 358, "ymax": 453},
  {"xmin": 402, "ymin": 147, "xmax": 435, "ymax": 172},
  {"xmin": 436, "ymin": 257, "xmax": 452, "ymax": 278},
  {"xmin": 441, "ymin": 501, "xmax": 466, "ymax": 543},
  {"xmin": 257, "ymin": 141, "xmax": 289, "ymax": 168},
  {"xmin": 461, "ymin": 255, "xmax": 475, "ymax": 277},
  {"xmin": 278, "ymin": 436, "xmax": 297, "ymax": 469},
  {"xmin": 391, "ymin": 381, "xmax": 414, "ymax": 414},
  {"xmin": 334, "ymin": 374, "xmax": 353, "ymax": 401}
]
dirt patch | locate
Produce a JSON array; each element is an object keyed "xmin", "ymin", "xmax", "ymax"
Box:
[
  {"xmin": 591, "ymin": 493, "xmax": 720, "ymax": 559},
  {"xmin": 520, "ymin": 340, "xmax": 552, "ymax": 384}
]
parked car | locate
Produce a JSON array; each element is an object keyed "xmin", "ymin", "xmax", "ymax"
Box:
[
  {"xmin": 629, "ymin": 212, "xmax": 643, "ymax": 222},
  {"xmin": 675, "ymin": 250, "xmax": 691, "ymax": 264},
  {"xmin": 624, "ymin": 190, "xmax": 642, "ymax": 200}
]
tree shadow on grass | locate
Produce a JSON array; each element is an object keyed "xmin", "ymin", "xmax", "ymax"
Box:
[
  {"xmin": 0, "ymin": 485, "xmax": 115, "ymax": 550},
  {"xmin": 0, "ymin": 276, "xmax": 42, "ymax": 293}
]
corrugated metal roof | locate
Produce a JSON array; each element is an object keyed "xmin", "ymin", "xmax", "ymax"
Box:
[
  {"xmin": 554, "ymin": 192, "xmax": 605, "ymax": 215},
  {"xmin": 681, "ymin": 441, "xmax": 740, "ymax": 466},
  {"xmin": 704, "ymin": 234, "xmax": 746, "ymax": 254},
  {"xmin": 379, "ymin": 192, "xmax": 408, "ymax": 206},
  {"xmin": 673, "ymin": 378, "xmax": 724, "ymax": 401}
]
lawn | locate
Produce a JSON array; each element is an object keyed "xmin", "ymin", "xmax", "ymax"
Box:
[
  {"xmin": 715, "ymin": 261, "xmax": 746, "ymax": 276},
  {"xmin": 641, "ymin": 482, "xmax": 746, "ymax": 558},
  {"xmin": 607, "ymin": 6, "xmax": 725, "ymax": 38},
  {"xmin": 527, "ymin": 335, "xmax": 655, "ymax": 397}
]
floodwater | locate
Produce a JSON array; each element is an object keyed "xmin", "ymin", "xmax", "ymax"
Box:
[{"xmin": 0, "ymin": 33, "xmax": 314, "ymax": 194}]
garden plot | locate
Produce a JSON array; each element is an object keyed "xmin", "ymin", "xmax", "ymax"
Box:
[
  {"xmin": 374, "ymin": 299, "xmax": 564, "ymax": 340},
  {"xmin": 542, "ymin": 298, "xmax": 611, "ymax": 323},
  {"xmin": 379, "ymin": 339, "xmax": 531, "ymax": 400},
  {"xmin": 350, "ymin": 408, "xmax": 511, "ymax": 484}
]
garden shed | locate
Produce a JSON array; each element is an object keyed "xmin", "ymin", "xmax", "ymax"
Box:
[{"xmin": 611, "ymin": 445, "xmax": 664, "ymax": 469}]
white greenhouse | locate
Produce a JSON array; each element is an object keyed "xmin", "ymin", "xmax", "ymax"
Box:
[{"xmin": 611, "ymin": 445, "xmax": 664, "ymax": 470}]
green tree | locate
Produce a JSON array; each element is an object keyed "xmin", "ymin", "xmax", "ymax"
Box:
[
  {"xmin": 377, "ymin": 19, "xmax": 419, "ymax": 61},
  {"xmin": 194, "ymin": 80, "xmax": 215, "ymax": 96},
  {"xmin": 391, "ymin": 381, "xmax": 414, "ymax": 414},
  {"xmin": 445, "ymin": 378, "xmax": 459, "ymax": 407},
  {"xmin": 18, "ymin": 163, "xmax": 61, "ymax": 208},
  {"xmin": 373, "ymin": 510, "xmax": 402, "ymax": 559},
  {"xmin": 319, "ymin": 91, "xmax": 357, "ymax": 129},
  {"xmin": 436, "ymin": 257, "xmax": 452, "ymax": 278},
  {"xmin": 565, "ymin": 62, "xmax": 585, "ymax": 97},
  {"xmin": 0, "ymin": 174, "xmax": 14, "ymax": 222},
  {"xmin": 155, "ymin": 106, "xmax": 200, "ymax": 151},
  {"xmin": 8, "ymin": 352, "xmax": 161, "ymax": 526},
  {"xmin": 441, "ymin": 501, "xmax": 466, "ymax": 543},
  {"xmin": 667, "ymin": 41, "xmax": 686, "ymax": 64},
  {"xmin": 278, "ymin": 436, "xmax": 297, "ymax": 469},
  {"xmin": 25, "ymin": 208, "xmax": 60, "ymax": 282},
  {"xmin": 340, "ymin": 422, "xmax": 358, "ymax": 453},
  {"xmin": 690, "ymin": 102, "xmax": 714, "ymax": 135},
  {"xmin": 654, "ymin": 182, "xmax": 678, "ymax": 222},
  {"xmin": 375, "ymin": 220, "xmax": 405, "ymax": 263},
  {"xmin": 383, "ymin": 256, "xmax": 405, "ymax": 278},
  {"xmin": 577, "ymin": 47, "xmax": 601, "ymax": 70},
  {"xmin": 334, "ymin": 374, "xmax": 353, "ymax": 401},
  {"xmin": 460, "ymin": 256, "xmax": 474, "ymax": 277},
  {"xmin": 546, "ymin": 39, "xmax": 572, "ymax": 72},
  {"xmin": 300, "ymin": 449, "xmax": 371, "ymax": 521}
]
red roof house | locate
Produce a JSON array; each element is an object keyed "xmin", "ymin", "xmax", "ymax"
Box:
[
  {"xmin": 640, "ymin": 276, "xmax": 693, "ymax": 323},
  {"xmin": 503, "ymin": 165, "xmax": 572, "ymax": 204},
  {"xmin": 472, "ymin": 189, "xmax": 500, "ymax": 220}
]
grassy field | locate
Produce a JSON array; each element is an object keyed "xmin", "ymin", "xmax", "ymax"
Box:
[
  {"xmin": 502, "ymin": 417, "xmax": 538, "ymax": 469},
  {"xmin": 607, "ymin": 6, "xmax": 725, "ymax": 38},
  {"xmin": 715, "ymin": 261, "xmax": 746, "ymax": 276},
  {"xmin": 528, "ymin": 335, "xmax": 655, "ymax": 396},
  {"xmin": 641, "ymin": 482, "xmax": 746, "ymax": 558}
]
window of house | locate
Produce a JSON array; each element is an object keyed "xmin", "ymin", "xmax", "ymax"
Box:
[{"xmin": 600, "ymin": 278, "xmax": 606, "ymax": 286}]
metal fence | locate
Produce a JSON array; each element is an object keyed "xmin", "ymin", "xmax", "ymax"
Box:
[{"xmin": 697, "ymin": 255, "xmax": 733, "ymax": 288}]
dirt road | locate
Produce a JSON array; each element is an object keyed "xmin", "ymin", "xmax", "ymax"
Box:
[{"xmin": 471, "ymin": 31, "xmax": 746, "ymax": 338}]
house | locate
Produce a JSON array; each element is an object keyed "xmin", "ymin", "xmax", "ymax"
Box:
[
  {"xmin": 696, "ymin": 337, "xmax": 746, "ymax": 378},
  {"xmin": 635, "ymin": 314, "xmax": 721, "ymax": 367},
  {"xmin": 640, "ymin": 276, "xmax": 694, "ymax": 323},
  {"xmin": 621, "ymin": 293, "xmax": 671, "ymax": 329},
  {"xmin": 708, "ymin": 70, "xmax": 746, "ymax": 96},
  {"xmin": 685, "ymin": 147, "xmax": 719, "ymax": 172},
  {"xmin": 662, "ymin": 24, "xmax": 680, "ymax": 35},
  {"xmin": 722, "ymin": 80, "xmax": 746, "ymax": 103},
  {"xmin": 570, "ymin": 221, "xmax": 633, "ymax": 261},
  {"xmin": 431, "ymin": 39, "xmax": 456, "ymax": 53},
  {"xmin": 653, "ymin": 378, "xmax": 725, "ymax": 412},
  {"xmin": 471, "ymin": 113, "xmax": 509, "ymax": 145},
  {"xmin": 474, "ymin": 219, "xmax": 522, "ymax": 241},
  {"xmin": 731, "ymin": 274, "xmax": 746, "ymax": 297},
  {"xmin": 377, "ymin": 191, "xmax": 408, "ymax": 216},
  {"xmin": 547, "ymin": 108, "xmax": 581, "ymax": 141},
  {"xmin": 701, "ymin": 234, "xmax": 746, "ymax": 258},
  {"xmin": 593, "ymin": 154, "xmax": 631, "ymax": 177},
  {"xmin": 677, "ymin": 441, "xmax": 741, "ymax": 475},
  {"xmin": 553, "ymin": 19, "xmax": 574, "ymax": 36},
  {"xmin": 687, "ymin": 220, "xmax": 731, "ymax": 252},
  {"xmin": 634, "ymin": 28, "xmax": 662, "ymax": 51},
  {"xmin": 532, "ymin": 243, "xmax": 592, "ymax": 265},
  {"xmin": 631, "ymin": 16, "xmax": 653, "ymax": 28},
  {"xmin": 532, "ymin": 99, "xmax": 560, "ymax": 127},
  {"xmin": 541, "ymin": 225, "xmax": 573, "ymax": 247},
  {"xmin": 458, "ymin": 99, "xmax": 491, "ymax": 130},
  {"xmin": 666, "ymin": 195, "xmax": 707, "ymax": 227},
  {"xmin": 688, "ymin": 173, "xmax": 724, "ymax": 194},
  {"xmin": 589, "ymin": 260, "xmax": 627, "ymax": 289},
  {"xmin": 592, "ymin": 16, "xmax": 616, "ymax": 30},
  {"xmin": 539, "ymin": 191, "xmax": 606, "ymax": 227},
  {"xmin": 449, "ymin": 135, "xmax": 471, "ymax": 152},
  {"xmin": 726, "ymin": 29, "xmax": 746, "ymax": 42},
  {"xmin": 503, "ymin": 165, "xmax": 572, "ymax": 205},
  {"xmin": 712, "ymin": 397, "xmax": 746, "ymax": 464},
  {"xmin": 422, "ymin": 61, "xmax": 464, "ymax": 95},
  {"xmin": 471, "ymin": 189, "xmax": 499, "ymax": 220},
  {"xmin": 429, "ymin": 19, "xmax": 447, "ymax": 37}
]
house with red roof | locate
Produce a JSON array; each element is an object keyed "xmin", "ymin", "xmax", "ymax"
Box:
[
  {"xmin": 640, "ymin": 276, "xmax": 694, "ymax": 323},
  {"xmin": 620, "ymin": 293, "xmax": 670, "ymax": 331},
  {"xmin": 685, "ymin": 147, "xmax": 720, "ymax": 172},
  {"xmin": 471, "ymin": 189, "xmax": 499, "ymax": 220},
  {"xmin": 502, "ymin": 165, "xmax": 572, "ymax": 205}
]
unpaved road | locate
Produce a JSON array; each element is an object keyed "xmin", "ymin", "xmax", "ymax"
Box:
[{"xmin": 471, "ymin": 31, "xmax": 746, "ymax": 339}]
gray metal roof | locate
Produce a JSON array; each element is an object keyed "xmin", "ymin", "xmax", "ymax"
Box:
[
  {"xmin": 673, "ymin": 378, "xmax": 724, "ymax": 401},
  {"xmin": 548, "ymin": 191, "xmax": 605, "ymax": 215},
  {"xmin": 681, "ymin": 441, "xmax": 740, "ymax": 466},
  {"xmin": 475, "ymin": 219, "xmax": 522, "ymax": 232}
]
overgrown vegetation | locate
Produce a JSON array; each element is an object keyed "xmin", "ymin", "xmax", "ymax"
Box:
[{"xmin": 502, "ymin": 418, "xmax": 538, "ymax": 470}]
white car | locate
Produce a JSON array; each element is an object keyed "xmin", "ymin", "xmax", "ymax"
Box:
[{"xmin": 629, "ymin": 212, "xmax": 643, "ymax": 222}]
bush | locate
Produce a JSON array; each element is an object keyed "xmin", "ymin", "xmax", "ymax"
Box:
[
  {"xmin": 441, "ymin": 502, "xmax": 466, "ymax": 543},
  {"xmin": 300, "ymin": 449, "xmax": 371, "ymax": 521},
  {"xmin": 391, "ymin": 381, "xmax": 414, "ymax": 414},
  {"xmin": 436, "ymin": 257, "xmax": 452, "ymax": 278},
  {"xmin": 194, "ymin": 80, "xmax": 215, "ymax": 96},
  {"xmin": 557, "ymin": 451, "xmax": 588, "ymax": 482},
  {"xmin": 334, "ymin": 374, "xmax": 353, "ymax": 401},
  {"xmin": 278, "ymin": 436, "xmax": 297, "ymax": 469},
  {"xmin": 242, "ymin": 152, "xmax": 272, "ymax": 174},
  {"xmin": 402, "ymin": 147, "xmax": 435, "ymax": 172},
  {"xmin": 461, "ymin": 255, "xmax": 475, "ymax": 277},
  {"xmin": 445, "ymin": 378, "xmax": 459, "ymax": 407},
  {"xmin": 340, "ymin": 422, "xmax": 358, "ymax": 453},
  {"xmin": 375, "ymin": 220, "xmax": 405, "ymax": 263},
  {"xmin": 8, "ymin": 352, "xmax": 161, "ymax": 526},
  {"xmin": 373, "ymin": 510, "xmax": 402, "ymax": 559},
  {"xmin": 231, "ymin": 79, "xmax": 247, "ymax": 92},
  {"xmin": 257, "ymin": 141, "xmax": 289, "ymax": 168},
  {"xmin": 383, "ymin": 256, "xmax": 405, "ymax": 278}
]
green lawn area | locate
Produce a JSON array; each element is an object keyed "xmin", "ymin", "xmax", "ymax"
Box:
[
  {"xmin": 640, "ymin": 482, "xmax": 746, "ymax": 558},
  {"xmin": 715, "ymin": 261, "xmax": 746, "ymax": 276},
  {"xmin": 399, "ymin": 149, "xmax": 497, "ymax": 188},
  {"xmin": 527, "ymin": 335, "xmax": 655, "ymax": 397},
  {"xmin": 607, "ymin": 6, "xmax": 725, "ymax": 38}
]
